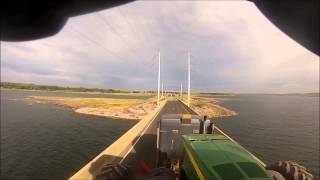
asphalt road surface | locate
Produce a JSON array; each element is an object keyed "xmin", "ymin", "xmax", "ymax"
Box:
[{"xmin": 121, "ymin": 98, "xmax": 196, "ymax": 179}]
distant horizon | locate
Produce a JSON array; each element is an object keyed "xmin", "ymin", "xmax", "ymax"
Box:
[{"xmin": 1, "ymin": 81, "xmax": 319, "ymax": 94}]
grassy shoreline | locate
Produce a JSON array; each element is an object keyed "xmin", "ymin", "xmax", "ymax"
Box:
[
  {"xmin": 29, "ymin": 94, "xmax": 238, "ymax": 121},
  {"xmin": 29, "ymin": 96, "xmax": 158, "ymax": 120},
  {"xmin": 182, "ymin": 95, "xmax": 238, "ymax": 118}
]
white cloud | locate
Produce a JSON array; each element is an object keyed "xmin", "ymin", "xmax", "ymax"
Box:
[{"xmin": 1, "ymin": 1, "xmax": 318, "ymax": 92}]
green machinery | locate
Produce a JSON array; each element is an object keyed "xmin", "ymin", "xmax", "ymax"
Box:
[
  {"xmin": 180, "ymin": 134, "xmax": 273, "ymax": 180},
  {"xmin": 156, "ymin": 114, "xmax": 274, "ymax": 180},
  {"xmin": 96, "ymin": 114, "xmax": 313, "ymax": 180}
]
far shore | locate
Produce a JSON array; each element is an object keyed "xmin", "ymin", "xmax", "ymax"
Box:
[
  {"xmin": 2, "ymin": 87, "xmax": 318, "ymax": 97},
  {"xmin": 1, "ymin": 88, "xmax": 155, "ymax": 96}
]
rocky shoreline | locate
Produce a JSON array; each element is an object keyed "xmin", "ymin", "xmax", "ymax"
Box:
[{"xmin": 188, "ymin": 96, "xmax": 238, "ymax": 118}]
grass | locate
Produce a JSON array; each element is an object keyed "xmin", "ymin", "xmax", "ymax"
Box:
[
  {"xmin": 30, "ymin": 96, "xmax": 150, "ymax": 110},
  {"xmin": 180, "ymin": 95, "xmax": 212, "ymax": 106},
  {"xmin": 74, "ymin": 98, "xmax": 145, "ymax": 109}
]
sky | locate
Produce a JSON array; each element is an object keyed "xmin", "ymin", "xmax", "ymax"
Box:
[{"xmin": 1, "ymin": 1, "xmax": 319, "ymax": 93}]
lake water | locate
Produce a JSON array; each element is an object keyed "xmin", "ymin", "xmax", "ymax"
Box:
[
  {"xmin": 212, "ymin": 95, "xmax": 319, "ymax": 179},
  {"xmin": 1, "ymin": 90, "xmax": 139, "ymax": 180}
]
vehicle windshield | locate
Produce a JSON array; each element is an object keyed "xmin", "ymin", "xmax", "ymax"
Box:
[{"xmin": 1, "ymin": 1, "xmax": 319, "ymax": 180}]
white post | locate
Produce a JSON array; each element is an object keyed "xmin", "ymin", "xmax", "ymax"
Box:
[
  {"xmin": 187, "ymin": 51, "xmax": 191, "ymax": 107},
  {"xmin": 161, "ymin": 82, "xmax": 164, "ymax": 97},
  {"xmin": 180, "ymin": 83, "xmax": 182, "ymax": 97},
  {"xmin": 157, "ymin": 52, "xmax": 161, "ymax": 106}
]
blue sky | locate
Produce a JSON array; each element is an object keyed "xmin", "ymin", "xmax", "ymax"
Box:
[{"xmin": 1, "ymin": 1, "xmax": 319, "ymax": 93}]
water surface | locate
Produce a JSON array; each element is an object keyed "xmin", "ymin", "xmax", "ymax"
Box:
[
  {"xmin": 1, "ymin": 90, "xmax": 138, "ymax": 180},
  {"xmin": 212, "ymin": 95, "xmax": 319, "ymax": 178}
]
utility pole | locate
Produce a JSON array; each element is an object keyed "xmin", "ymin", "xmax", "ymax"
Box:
[
  {"xmin": 157, "ymin": 52, "xmax": 161, "ymax": 106},
  {"xmin": 187, "ymin": 51, "xmax": 191, "ymax": 107},
  {"xmin": 180, "ymin": 83, "xmax": 182, "ymax": 97},
  {"xmin": 161, "ymin": 82, "xmax": 164, "ymax": 97}
]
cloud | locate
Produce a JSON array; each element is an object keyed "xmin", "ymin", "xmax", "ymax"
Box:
[{"xmin": 1, "ymin": 1, "xmax": 319, "ymax": 93}]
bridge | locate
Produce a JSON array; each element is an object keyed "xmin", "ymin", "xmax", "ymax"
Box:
[
  {"xmin": 69, "ymin": 97, "xmax": 265, "ymax": 179},
  {"xmin": 120, "ymin": 98, "xmax": 196, "ymax": 179}
]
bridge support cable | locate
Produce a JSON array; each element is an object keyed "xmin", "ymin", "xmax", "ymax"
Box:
[
  {"xmin": 96, "ymin": 12, "xmax": 150, "ymax": 63},
  {"xmin": 68, "ymin": 25, "xmax": 129, "ymax": 62}
]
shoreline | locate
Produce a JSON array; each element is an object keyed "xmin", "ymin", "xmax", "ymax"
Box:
[
  {"xmin": 29, "ymin": 95, "xmax": 238, "ymax": 120},
  {"xmin": 187, "ymin": 96, "xmax": 238, "ymax": 118},
  {"xmin": 29, "ymin": 96, "xmax": 158, "ymax": 120}
]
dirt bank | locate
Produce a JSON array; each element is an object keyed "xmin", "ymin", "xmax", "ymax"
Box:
[{"xmin": 186, "ymin": 96, "xmax": 238, "ymax": 118}]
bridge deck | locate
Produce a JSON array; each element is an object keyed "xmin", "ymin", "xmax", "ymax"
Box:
[
  {"xmin": 70, "ymin": 98, "xmax": 266, "ymax": 179},
  {"xmin": 120, "ymin": 98, "xmax": 196, "ymax": 179}
]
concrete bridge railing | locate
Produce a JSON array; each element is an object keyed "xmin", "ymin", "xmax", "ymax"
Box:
[{"xmin": 69, "ymin": 99, "xmax": 167, "ymax": 180}]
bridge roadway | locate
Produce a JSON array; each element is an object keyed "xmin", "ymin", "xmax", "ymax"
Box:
[{"xmin": 120, "ymin": 97, "xmax": 196, "ymax": 179}]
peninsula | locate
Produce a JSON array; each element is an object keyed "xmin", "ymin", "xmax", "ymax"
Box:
[
  {"xmin": 30, "ymin": 96, "xmax": 158, "ymax": 120},
  {"xmin": 182, "ymin": 96, "xmax": 238, "ymax": 118},
  {"xmin": 4, "ymin": 82, "xmax": 238, "ymax": 120}
]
